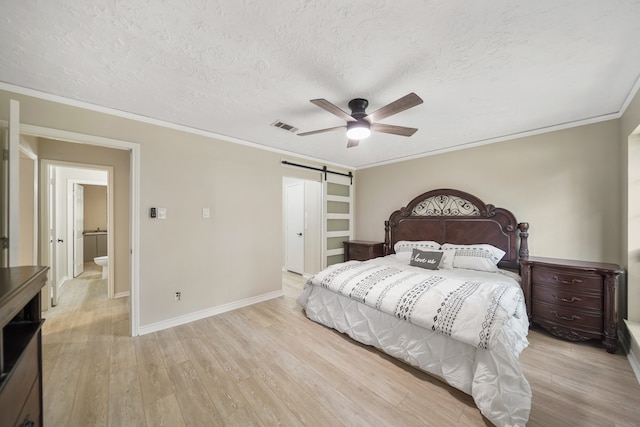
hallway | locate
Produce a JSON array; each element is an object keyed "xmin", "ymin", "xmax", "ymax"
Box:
[{"xmin": 41, "ymin": 263, "xmax": 130, "ymax": 425}]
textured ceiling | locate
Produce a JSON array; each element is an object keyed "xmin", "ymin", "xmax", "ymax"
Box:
[{"xmin": 1, "ymin": 1, "xmax": 640, "ymax": 168}]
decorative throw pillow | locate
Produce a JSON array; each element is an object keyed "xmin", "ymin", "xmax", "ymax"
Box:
[
  {"xmin": 440, "ymin": 243, "xmax": 506, "ymax": 272},
  {"xmin": 394, "ymin": 240, "xmax": 441, "ymax": 253},
  {"xmin": 409, "ymin": 248, "xmax": 443, "ymax": 270}
]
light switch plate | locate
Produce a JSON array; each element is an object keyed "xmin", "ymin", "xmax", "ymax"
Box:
[
  {"xmin": 202, "ymin": 208, "xmax": 210, "ymax": 219},
  {"xmin": 158, "ymin": 208, "xmax": 167, "ymax": 219}
]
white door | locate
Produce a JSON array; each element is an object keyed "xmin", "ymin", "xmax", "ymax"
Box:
[
  {"xmin": 73, "ymin": 183, "xmax": 84, "ymax": 277},
  {"xmin": 53, "ymin": 168, "xmax": 66, "ymax": 299},
  {"xmin": 48, "ymin": 166, "xmax": 58, "ymax": 307},
  {"xmin": 285, "ymin": 182, "xmax": 304, "ymax": 274},
  {"xmin": 0, "ymin": 125, "xmax": 8, "ymax": 267},
  {"xmin": 0, "ymin": 100, "xmax": 21, "ymax": 267}
]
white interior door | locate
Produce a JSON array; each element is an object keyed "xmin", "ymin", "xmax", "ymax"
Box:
[
  {"xmin": 0, "ymin": 125, "xmax": 8, "ymax": 267},
  {"xmin": 285, "ymin": 181, "xmax": 304, "ymax": 274},
  {"xmin": 1, "ymin": 100, "xmax": 21, "ymax": 267},
  {"xmin": 48, "ymin": 166, "xmax": 58, "ymax": 307},
  {"xmin": 73, "ymin": 183, "xmax": 84, "ymax": 277}
]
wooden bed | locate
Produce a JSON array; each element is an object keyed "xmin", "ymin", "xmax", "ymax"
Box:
[
  {"xmin": 298, "ymin": 188, "xmax": 532, "ymax": 427},
  {"xmin": 384, "ymin": 188, "xmax": 529, "ymax": 269}
]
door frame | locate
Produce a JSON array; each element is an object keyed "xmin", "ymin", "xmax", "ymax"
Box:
[
  {"xmin": 43, "ymin": 161, "xmax": 113, "ymax": 305},
  {"xmin": 282, "ymin": 177, "xmax": 322, "ymax": 278},
  {"xmin": 24, "ymin": 124, "xmax": 141, "ymax": 336},
  {"xmin": 19, "ymin": 145, "xmax": 38, "ymax": 265}
]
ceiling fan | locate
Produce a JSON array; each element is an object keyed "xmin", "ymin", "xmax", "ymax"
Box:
[{"xmin": 298, "ymin": 92, "xmax": 423, "ymax": 148}]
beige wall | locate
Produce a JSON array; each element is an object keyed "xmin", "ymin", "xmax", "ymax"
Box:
[
  {"xmin": 83, "ymin": 185, "xmax": 108, "ymax": 232},
  {"xmin": 355, "ymin": 120, "xmax": 621, "ymax": 263},
  {"xmin": 0, "ymin": 88, "xmax": 339, "ymax": 329}
]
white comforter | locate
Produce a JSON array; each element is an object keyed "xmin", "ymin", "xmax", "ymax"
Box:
[{"xmin": 298, "ymin": 255, "xmax": 531, "ymax": 427}]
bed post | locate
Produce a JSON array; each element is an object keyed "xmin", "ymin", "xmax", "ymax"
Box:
[
  {"xmin": 384, "ymin": 220, "xmax": 391, "ymax": 255},
  {"xmin": 517, "ymin": 222, "xmax": 529, "ymax": 259},
  {"xmin": 517, "ymin": 222, "xmax": 532, "ymax": 319}
]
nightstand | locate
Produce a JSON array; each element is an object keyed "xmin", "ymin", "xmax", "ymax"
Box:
[
  {"xmin": 520, "ymin": 256, "xmax": 623, "ymax": 353},
  {"xmin": 343, "ymin": 240, "xmax": 384, "ymax": 262}
]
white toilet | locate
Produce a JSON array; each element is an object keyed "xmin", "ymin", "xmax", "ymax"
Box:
[{"xmin": 94, "ymin": 256, "xmax": 109, "ymax": 280}]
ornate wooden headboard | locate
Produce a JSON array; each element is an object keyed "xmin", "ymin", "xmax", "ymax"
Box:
[{"xmin": 384, "ymin": 189, "xmax": 529, "ymax": 270}]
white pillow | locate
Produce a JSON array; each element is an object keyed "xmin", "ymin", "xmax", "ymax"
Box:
[
  {"xmin": 440, "ymin": 243, "xmax": 506, "ymax": 272},
  {"xmin": 394, "ymin": 240, "xmax": 441, "ymax": 253}
]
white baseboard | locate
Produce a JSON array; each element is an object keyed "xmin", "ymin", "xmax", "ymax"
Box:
[
  {"xmin": 624, "ymin": 320, "xmax": 640, "ymax": 384},
  {"xmin": 629, "ymin": 350, "xmax": 640, "ymax": 384},
  {"xmin": 114, "ymin": 291, "xmax": 130, "ymax": 298},
  {"xmin": 137, "ymin": 290, "xmax": 284, "ymax": 336}
]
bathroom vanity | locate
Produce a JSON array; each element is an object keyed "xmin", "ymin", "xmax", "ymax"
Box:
[{"xmin": 83, "ymin": 230, "xmax": 107, "ymax": 262}]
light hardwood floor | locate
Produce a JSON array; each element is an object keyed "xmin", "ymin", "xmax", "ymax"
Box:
[{"xmin": 42, "ymin": 267, "xmax": 640, "ymax": 426}]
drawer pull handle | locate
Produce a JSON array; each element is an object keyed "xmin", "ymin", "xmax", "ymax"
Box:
[
  {"xmin": 550, "ymin": 310, "xmax": 580, "ymax": 321},
  {"xmin": 551, "ymin": 294, "xmax": 582, "ymax": 303},
  {"xmin": 552, "ymin": 275, "xmax": 582, "ymax": 285}
]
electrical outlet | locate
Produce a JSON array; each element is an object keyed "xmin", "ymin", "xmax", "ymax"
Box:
[{"xmin": 174, "ymin": 291, "xmax": 181, "ymax": 301}]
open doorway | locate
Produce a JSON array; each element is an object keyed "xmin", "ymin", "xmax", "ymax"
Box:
[
  {"xmin": 282, "ymin": 177, "xmax": 322, "ymax": 278},
  {"xmin": 44, "ymin": 162, "xmax": 112, "ymax": 307},
  {"xmin": 282, "ymin": 177, "xmax": 321, "ymax": 300}
]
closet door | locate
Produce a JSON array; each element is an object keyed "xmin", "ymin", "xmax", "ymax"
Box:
[{"xmin": 322, "ymin": 173, "xmax": 353, "ymax": 268}]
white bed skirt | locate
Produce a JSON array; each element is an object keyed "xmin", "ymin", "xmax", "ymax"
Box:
[{"xmin": 298, "ymin": 285, "xmax": 531, "ymax": 427}]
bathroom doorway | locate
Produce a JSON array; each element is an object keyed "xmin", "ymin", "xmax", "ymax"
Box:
[{"xmin": 44, "ymin": 161, "xmax": 112, "ymax": 306}]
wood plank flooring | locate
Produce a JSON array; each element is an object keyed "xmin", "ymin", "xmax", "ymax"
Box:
[{"xmin": 42, "ymin": 267, "xmax": 640, "ymax": 426}]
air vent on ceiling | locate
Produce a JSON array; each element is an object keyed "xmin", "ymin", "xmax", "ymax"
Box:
[{"xmin": 271, "ymin": 120, "xmax": 299, "ymax": 133}]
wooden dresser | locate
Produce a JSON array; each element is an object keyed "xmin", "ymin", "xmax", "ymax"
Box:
[
  {"xmin": 520, "ymin": 256, "xmax": 622, "ymax": 353},
  {"xmin": 0, "ymin": 266, "xmax": 49, "ymax": 427},
  {"xmin": 343, "ymin": 240, "xmax": 384, "ymax": 262}
]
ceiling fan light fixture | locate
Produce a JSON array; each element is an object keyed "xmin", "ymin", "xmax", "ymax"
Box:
[{"xmin": 346, "ymin": 121, "xmax": 371, "ymax": 140}]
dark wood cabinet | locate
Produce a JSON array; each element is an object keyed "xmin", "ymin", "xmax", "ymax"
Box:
[
  {"xmin": 343, "ymin": 240, "xmax": 384, "ymax": 262},
  {"xmin": 0, "ymin": 266, "xmax": 48, "ymax": 427},
  {"xmin": 520, "ymin": 256, "xmax": 622, "ymax": 353}
]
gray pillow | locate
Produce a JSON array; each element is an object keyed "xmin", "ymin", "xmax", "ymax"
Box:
[{"xmin": 410, "ymin": 248, "xmax": 443, "ymax": 270}]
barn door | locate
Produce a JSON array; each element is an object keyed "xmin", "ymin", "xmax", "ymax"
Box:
[{"xmin": 322, "ymin": 173, "xmax": 353, "ymax": 268}]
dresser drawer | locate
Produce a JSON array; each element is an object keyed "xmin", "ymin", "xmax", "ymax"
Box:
[
  {"xmin": 0, "ymin": 333, "xmax": 39, "ymax": 427},
  {"xmin": 533, "ymin": 301, "xmax": 602, "ymax": 334},
  {"xmin": 532, "ymin": 284, "xmax": 602, "ymax": 312},
  {"xmin": 532, "ymin": 266, "xmax": 602, "ymax": 293},
  {"xmin": 348, "ymin": 245, "xmax": 370, "ymax": 261}
]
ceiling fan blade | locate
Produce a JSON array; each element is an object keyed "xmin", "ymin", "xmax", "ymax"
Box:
[
  {"xmin": 347, "ymin": 139, "xmax": 360, "ymax": 148},
  {"xmin": 310, "ymin": 99, "xmax": 357, "ymax": 122},
  {"xmin": 297, "ymin": 126, "xmax": 345, "ymax": 136},
  {"xmin": 364, "ymin": 93, "xmax": 423, "ymax": 123},
  {"xmin": 371, "ymin": 123, "xmax": 418, "ymax": 137}
]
